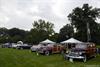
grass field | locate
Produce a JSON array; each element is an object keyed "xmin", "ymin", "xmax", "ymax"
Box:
[{"xmin": 0, "ymin": 48, "xmax": 100, "ymax": 67}]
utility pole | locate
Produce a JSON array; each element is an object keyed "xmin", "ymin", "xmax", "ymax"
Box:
[{"xmin": 87, "ymin": 22, "xmax": 91, "ymax": 42}]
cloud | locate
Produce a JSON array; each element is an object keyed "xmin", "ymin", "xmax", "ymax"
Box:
[
  {"xmin": 0, "ymin": 14, "xmax": 9, "ymax": 23},
  {"xmin": 0, "ymin": 0, "xmax": 100, "ymax": 32}
]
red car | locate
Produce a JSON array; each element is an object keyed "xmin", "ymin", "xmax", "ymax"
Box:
[
  {"xmin": 36, "ymin": 44, "xmax": 66, "ymax": 56},
  {"xmin": 64, "ymin": 43, "xmax": 96, "ymax": 62}
]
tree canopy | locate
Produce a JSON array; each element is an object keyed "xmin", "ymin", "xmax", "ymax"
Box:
[
  {"xmin": 27, "ymin": 19, "xmax": 55, "ymax": 44},
  {"xmin": 33, "ymin": 19, "xmax": 54, "ymax": 35},
  {"xmin": 59, "ymin": 24, "xmax": 74, "ymax": 42},
  {"xmin": 68, "ymin": 4, "xmax": 100, "ymax": 42}
]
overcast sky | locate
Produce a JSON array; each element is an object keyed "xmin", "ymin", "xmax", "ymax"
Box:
[{"xmin": 0, "ymin": 0, "xmax": 100, "ymax": 33}]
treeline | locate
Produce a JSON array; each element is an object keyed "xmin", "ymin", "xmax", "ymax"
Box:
[
  {"xmin": 0, "ymin": 4, "xmax": 100, "ymax": 44},
  {"xmin": 0, "ymin": 20, "xmax": 100, "ymax": 44},
  {"xmin": 0, "ymin": 27, "xmax": 28, "ymax": 43},
  {"xmin": 0, "ymin": 19, "xmax": 56, "ymax": 44}
]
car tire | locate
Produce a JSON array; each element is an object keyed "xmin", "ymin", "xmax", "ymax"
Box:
[{"xmin": 45, "ymin": 51, "xmax": 50, "ymax": 56}]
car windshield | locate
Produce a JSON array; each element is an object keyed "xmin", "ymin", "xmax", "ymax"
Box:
[
  {"xmin": 75, "ymin": 44, "xmax": 87, "ymax": 49},
  {"xmin": 47, "ymin": 44, "xmax": 54, "ymax": 47},
  {"xmin": 69, "ymin": 52, "xmax": 79, "ymax": 56},
  {"xmin": 71, "ymin": 49, "xmax": 85, "ymax": 52}
]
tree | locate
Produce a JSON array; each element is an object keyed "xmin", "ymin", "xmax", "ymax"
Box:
[
  {"xmin": 28, "ymin": 29, "xmax": 48, "ymax": 44},
  {"xmin": 8, "ymin": 28, "xmax": 28, "ymax": 43},
  {"xmin": 0, "ymin": 27, "xmax": 29, "ymax": 43},
  {"xmin": 49, "ymin": 33, "xmax": 59, "ymax": 43},
  {"xmin": 59, "ymin": 24, "xmax": 74, "ymax": 42},
  {"xmin": 8, "ymin": 28, "xmax": 27, "ymax": 37},
  {"xmin": 68, "ymin": 4, "xmax": 100, "ymax": 42},
  {"xmin": 0, "ymin": 27, "xmax": 9, "ymax": 43},
  {"xmin": 30, "ymin": 19, "xmax": 55, "ymax": 44},
  {"xmin": 33, "ymin": 19, "xmax": 54, "ymax": 35},
  {"xmin": 0, "ymin": 27, "xmax": 8, "ymax": 36},
  {"xmin": 92, "ymin": 23, "xmax": 100, "ymax": 44}
]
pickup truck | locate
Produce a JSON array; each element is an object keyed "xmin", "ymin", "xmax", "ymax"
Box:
[
  {"xmin": 64, "ymin": 43, "xmax": 96, "ymax": 62},
  {"xmin": 36, "ymin": 44, "xmax": 66, "ymax": 56}
]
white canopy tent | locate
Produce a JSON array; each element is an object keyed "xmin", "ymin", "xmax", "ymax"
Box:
[
  {"xmin": 40, "ymin": 39, "xmax": 56, "ymax": 44},
  {"xmin": 61, "ymin": 38, "xmax": 83, "ymax": 44},
  {"xmin": 61, "ymin": 38, "xmax": 84, "ymax": 49}
]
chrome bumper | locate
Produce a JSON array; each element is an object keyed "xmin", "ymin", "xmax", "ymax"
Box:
[{"xmin": 66, "ymin": 55, "xmax": 84, "ymax": 59}]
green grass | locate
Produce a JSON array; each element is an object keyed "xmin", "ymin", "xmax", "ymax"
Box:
[
  {"xmin": 96, "ymin": 45, "xmax": 100, "ymax": 48},
  {"xmin": 0, "ymin": 48, "xmax": 100, "ymax": 67}
]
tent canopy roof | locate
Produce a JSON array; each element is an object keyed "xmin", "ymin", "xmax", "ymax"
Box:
[
  {"xmin": 61, "ymin": 38, "xmax": 83, "ymax": 44},
  {"xmin": 40, "ymin": 39, "xmax": 56, "ymax": 44}
]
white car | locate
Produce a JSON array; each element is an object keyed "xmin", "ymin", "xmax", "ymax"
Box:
[
  {"xmin": 12, "ymin": 41, "xmax": 23, "ymax": 49},
  {"xmin": 2, "ymin": 43, "xmax": 12, "ymax": 48},
  {"xmin": 31, "ymin": 44, "xmax": 44, "ymax": 52},
  {"xmin": 12, "ymin": 43, "xmax": 17, "ymax": 48}
]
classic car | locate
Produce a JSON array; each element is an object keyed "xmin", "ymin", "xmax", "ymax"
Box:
[
  {"xmin": 12, "ymin": 43, "xmax": 17, "ymax": 48},
  {"xmin": 64, "ymin": 43, "xmax": 96, "ymax": 62},
  {"xmin": 36, "ymin": 44, "xmax": 66, "ymax": 56},
  {"xmin": 2, "ymin": 43, "xmax": 12, "ymax": 48},
  {"xmin": 15, "ymin": 41, "xmax": 31, "ymax": 49},
  {"xmin": 16, "ymin": 44, "xmax": 32, "ymax": 49},
  {"xmin": 31, "ymin": 44, "xmax": 44, "ymax": 52}
]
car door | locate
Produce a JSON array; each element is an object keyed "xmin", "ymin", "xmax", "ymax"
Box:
[
  {"xmin": 52, "ymin": 45, "xmax": 57, "ymax": 52},
  {"xmin": 58, "ymin": 45, "xmax": 61, "ymax": 52}
]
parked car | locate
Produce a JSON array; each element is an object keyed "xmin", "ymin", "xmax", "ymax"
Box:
[
  {"xmin": 13, "ymin": 41, "xmax": 31, "ymax": 49},
  {"xmin": 2, "ymin": 43, "xmax": 12, "ymax": 48},
  {"xmin": 31, "ymin": 44, "xmax": 44, "ymax": 52},
  {"xmin": 12, "ymin": 41, "xmax": 23, "ymax": 49},
  {"xmin": 12, "ymin": 43, "xmax": 17, "ymax": 48},
  {"xmin": 64, "ymin": 43, "xmax": 96, "ymax": 62},
  {"xmin": 36, "ymin": 44, "xmax": 66, "ymax": 56},
  {"xmin": 16, "ymin": 44, "xmax": 32, "ymax": 49}
]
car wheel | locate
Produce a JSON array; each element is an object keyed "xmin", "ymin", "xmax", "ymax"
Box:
[
  {"xmin": 83, "ymin": 55, "xmax": 87, "ymax": 62},
  {"xmin": 45, "ymin": 51, "xmax": 50, "ymax": 56}
]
